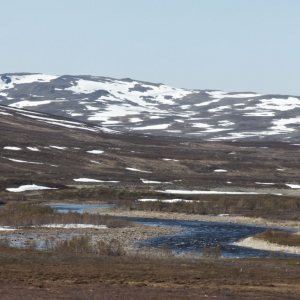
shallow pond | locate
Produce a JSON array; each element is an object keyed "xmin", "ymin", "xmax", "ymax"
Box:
[{"xmin": 46, "ymin": 203, "xmax": 115, "ymax": 213}]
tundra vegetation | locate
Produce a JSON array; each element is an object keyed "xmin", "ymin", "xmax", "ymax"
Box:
[
  {"xmin": 5, "ymin": 187, "xmax": 300, "ymax": 220},
  {"xmin": 0, "ymin": 202, "xmax": 134, "ymax": 228},
  {"xmin": 117, "ymin": 194, "xmax": 300, "ymax": 220},
  {"xmin": 0, "ymin": 238, "xmax": 300, "ymax": 299},
  {"xmin": 255, "ymin": 229, "xmax": 300, "ymax": 247}
]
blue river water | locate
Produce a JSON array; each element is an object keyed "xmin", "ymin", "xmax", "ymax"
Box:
[
  {"xmin": 122, "ymin": 217, "xmax": 272, "ymax": 258},
  {"xmin": 47, "ymin": 203, "xmax": 113, "ymax": 214}
]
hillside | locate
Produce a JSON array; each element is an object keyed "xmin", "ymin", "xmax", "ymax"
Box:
[
  {"xmin": 1, "ymin": 104, "xmax": 300, "ymax": 200},
  {"xmin": 1, "ymin": 73, "xmax": 300, "ymax": 142}
]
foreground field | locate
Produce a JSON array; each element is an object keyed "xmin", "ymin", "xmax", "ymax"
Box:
[{"xmin": 0, "ymin": 248, "xmax": 300, "ymax": 299}]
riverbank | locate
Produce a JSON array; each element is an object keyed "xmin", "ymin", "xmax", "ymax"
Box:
[
  {"xmin": 88, "ymin": 208, "xmax": 300, "ymax": 254},
  {"xmin": 0, "ymin": 224, "xmax": 178, "ymax": 252},
  {"xmin": 233, "ymin": 237, "xmax": 300, "ymax": 254}
]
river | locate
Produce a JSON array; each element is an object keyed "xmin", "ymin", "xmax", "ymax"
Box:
[
  {"xmin": 46, "ymin": 203, "xmax": 288, "ymax": 258},
  {"xmin": 0, "ymin": 203, "xmax": 291, "ymax": 257}
]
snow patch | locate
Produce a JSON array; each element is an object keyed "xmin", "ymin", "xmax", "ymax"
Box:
[
  {"xmin": 87, "ymin": 150, "xmax": 104, "ymax": 154},
  {"xmin": 90, "ymin": 160, "xmax": 102, "ymax": 164},
  {"xmin": 3, "ymin": 146, "xmax": 21, "ymax": 151},
  {"xmin": 286, "ymin": 184, "xmax": 300, "ymax": 189},
  {"xmin": 0, "ymin": 74, "xmax": 58, "ymax": 91},
  {"xmin": 50, "ymin": 146, "xmax": 67, "ymax": 150},
  {"xmin": 3, "ymin": 157, "xmax": 43, "ymax": 164},
  {"xmin": 126, "ymin": 167, "xmax": 152, "ymax": 173},
  {"xmin": 162, "ymin": 158, "xmax": 179, "ymax": 162},
  {"xmin": 0, "ymin": 226, "xmax": 18, "ymax": 231},
  {"xmin": 9, "ymin": 100, "xmax": 66, "ymax": 109},
  {"xmin": 6, "ymin": 184, "xmax": 57, "ymax": 192},
  {"xmin": 140, "ymin": 179, "xmax": 171, "ymax": 184},
  {"xmin": 129, "ymin": 117, "xmax": 143, "ymax": 123},
  {"xmin": 41, "ymin": 224, "xmax": 107, "ymax": 229},
  {"xmin": 27, "ymin": 147, "xmax": 40, "ymax": 151},
  {"xmin": 132, "ymin": 124, "xmax": 170, "ymax": 130},
  {"xmin": 0, "ymin": 112, "xmax": 13, "ymax": 116},
  {"xmin": 74, "ymin": 178, "xmax": 119, "ymax": 183}
]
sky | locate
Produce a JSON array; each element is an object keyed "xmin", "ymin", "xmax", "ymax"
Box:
[{"xmin": 1, "ymin": 0, "xmax": 300, "ymax": 95}]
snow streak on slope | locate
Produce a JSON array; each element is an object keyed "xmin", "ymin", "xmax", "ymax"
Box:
[{"xmin": 0, "ymin": 105, "xmax": 119, "ymax": 134}]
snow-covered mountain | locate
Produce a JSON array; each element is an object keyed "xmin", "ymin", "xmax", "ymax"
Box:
[{"xmin": 1, "ymin": 73, "xmax": 300, "ymax": 142}]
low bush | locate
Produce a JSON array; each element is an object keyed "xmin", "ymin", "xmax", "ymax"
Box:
[
  {"xmin": 0, "ymin": 202, "xmax": 135, "ymax": 228},
  {"xmin": 0, "ymin": 237, "xmax": 10, "ymax": 249},
  {"xmin": 55, "ymin": 236, "xmax": 125, "ymax": 256},
  {"xmin": 45, "ymin": 186, "xmax": 158, "ymax": 201},
  {"xmin": 255, "ymin": 229, "xmax": 300, "ymax": 247},
  {"xmin": 117, "ymin": 195, "xmax": 300, "ymax": 219}
]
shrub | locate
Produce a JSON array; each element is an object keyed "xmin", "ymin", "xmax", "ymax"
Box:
[
  {"xmin": 0, "ymin": 237, "xmax": 10, "ymax": 249},
  {"xmin": 0, "ymin": 202, "xmax": 135, "ymax": 228},
  {"xmin": 54, "ymin": 236, "xmax": 125, "ymax": 256},
  {"xmin": 117, "ymin": 194, "xmax": 300, "ymax": 219},
  {"xmin": 255, "ymin": 229, "xmax": 300, "ymax": 247}
]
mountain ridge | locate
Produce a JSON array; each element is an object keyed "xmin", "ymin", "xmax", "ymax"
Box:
[{"xmin": 1, "ymin": 73, "xmax": 300, "ymax": 142}]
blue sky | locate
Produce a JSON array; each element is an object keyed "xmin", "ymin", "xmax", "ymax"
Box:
[{"xmin": 1, "ymin": 0, "xmax": 299, "ymax": 95}]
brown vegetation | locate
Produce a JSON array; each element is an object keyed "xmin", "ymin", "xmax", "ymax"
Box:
[
  {"xmin": 117, "ymin": 194, "xmax": 300, "ymax": 220},
  {"xmin": 0, "ymin": 245, "xmax": 300, "ymax": 299},
  {"xmin": 0, "ymin": 202, "xmax": 134, "ymax": 228},
  {"xmin": 55, "ymin": 236, "xmax": 126, "ymax": 256},
  {"xmin": 2, "ymin": 106, "xmax": 300, "ymax": 197},
  {"xmin": 45, "ymin": 186, "xmax": 158, "ymax": 202},
  {"xmin": 255, "ymin": 229, "xmax": 300, "ymax": 247}
]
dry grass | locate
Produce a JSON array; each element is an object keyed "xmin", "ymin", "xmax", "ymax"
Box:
[{"xmin": 0, "ymin": 246, "xmax": 300, "ymax": 299}]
